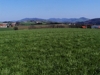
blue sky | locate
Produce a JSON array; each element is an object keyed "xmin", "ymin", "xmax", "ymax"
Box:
[{"xmin": 0, "ymin": 0, "xmax": 100, "ymax": 21}]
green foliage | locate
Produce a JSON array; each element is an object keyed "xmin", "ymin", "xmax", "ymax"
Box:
[
  {"xmin": 0, "ymin": 28, "xmax": 100, "ymax": 75},
  {"xmin": 14, "ymin": 26, "xmax": 18, "ymax": 30},
  {"xmin": 20, "ymin": 22, "xmax": 35, "ymax": 26}
]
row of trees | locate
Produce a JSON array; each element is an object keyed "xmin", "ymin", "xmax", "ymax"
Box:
[
  {"xmin": 69, "ymin": 22, "xmax": 92, "ymax": 28},
  {"xmin": 2, "ymin": 21, "xmax": 93, "ymax": 28}
]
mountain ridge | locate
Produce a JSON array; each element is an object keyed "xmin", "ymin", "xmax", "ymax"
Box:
[{"xmin": 19, "ymin": 17, "xmax": 89, "ymax": 23}]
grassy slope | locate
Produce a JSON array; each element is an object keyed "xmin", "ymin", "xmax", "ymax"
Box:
[{"xmin": 0, "ymin": 28, "xmax": 100, "ymax": 75}]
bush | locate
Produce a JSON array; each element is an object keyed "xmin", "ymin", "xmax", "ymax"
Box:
[{"xmin": 14, "ymin": 26, "xmax": 18, "ymax": 30}]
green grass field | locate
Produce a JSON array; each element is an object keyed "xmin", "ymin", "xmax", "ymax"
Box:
[
  {"xmin": 0, "ymin": 28, "xmax": 100, "ymax": 75},
  {"xmin": 0, "ymin": 28, "xmax": 13, "ymax": 31}
]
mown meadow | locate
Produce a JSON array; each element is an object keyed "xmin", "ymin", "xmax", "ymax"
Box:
[{"xmin": 0, "ymin": 28, "xmax": 100, "ymax": 75}]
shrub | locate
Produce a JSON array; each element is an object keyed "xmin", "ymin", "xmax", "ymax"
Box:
[{"xmin": 14, "ymin": 26, "xmax": 18, "ymax": 30}]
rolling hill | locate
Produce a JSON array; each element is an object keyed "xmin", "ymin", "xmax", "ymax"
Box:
[
  {"xmin": 19, "ymin": 17, "xmax": 89, "ymax": 23},
  {"xmin": 84, "ymin": 18, "xmax": 100, "ymax": 25}
]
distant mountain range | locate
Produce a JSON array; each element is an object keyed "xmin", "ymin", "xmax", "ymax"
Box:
[
  {"xmin": 1, "ymin": 17, "xmax": 100, "ymax": 25},
  {"xmin": 20, "ymin": 18, "xmax": 45, "ymax": 21},
  {"xmin": 84, "ymin": 18, "xmax": 100, "ymax": 25},
  {"xmin": 47, "ymin": 18, "xmax": 100, "ymax": 25},
  {"xmin": 19, "ymin": 17, "xmax": 89, "ymax": 23},
  {"xmin": 48, "ymin": 17, "xmax": 89, "ymax": 23},
  {"xmin": 2, "ymin": 17, "xmax": 100, "ymax": 25}
]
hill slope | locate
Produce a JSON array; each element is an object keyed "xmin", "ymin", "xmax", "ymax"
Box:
[{"xmin": 85, "ymin": 18, "xmax": 100, "ymax": 25}]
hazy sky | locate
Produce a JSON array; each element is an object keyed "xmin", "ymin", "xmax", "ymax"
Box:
[{"xmin": 0, "ymin": 0, "xmax": 100, "ymax": 21}]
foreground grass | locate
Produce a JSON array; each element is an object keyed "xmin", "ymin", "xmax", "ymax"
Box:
[
  {"xmin": 0, "ymin": 28, "xmax": 13, "ymax": 31},
  {"xmin": 0, "ymin": 28, "xmax": 100, "ymax": 75}
]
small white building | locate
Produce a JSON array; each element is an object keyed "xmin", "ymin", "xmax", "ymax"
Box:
[
  {"xmin": 0, "ymin": 23, "xmax": 8, "ymax": 28},
  {"xmin": 91, "ymin": 25, "xmax": 100, "ymax": 29}
]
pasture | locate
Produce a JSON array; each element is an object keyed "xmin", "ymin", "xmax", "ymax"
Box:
[
  {"xmin": 0, "ymin": 28, "xmax": 13, "ymax": 31},
  {"xmin": 0, "ymin": 28, "xmax": 100, "ymax": 75}
]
